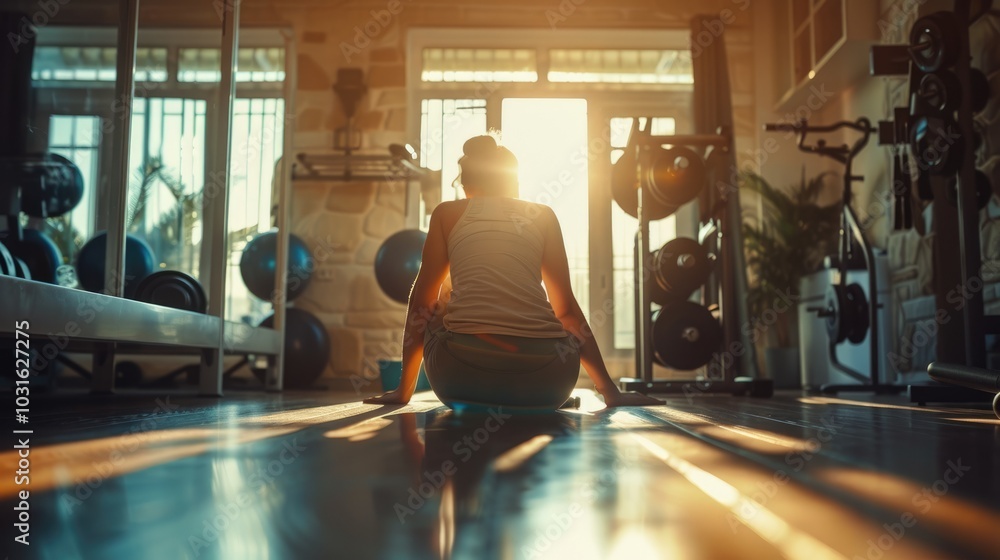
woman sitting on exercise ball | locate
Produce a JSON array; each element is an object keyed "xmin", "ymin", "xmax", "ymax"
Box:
[{"xmin": 365, "ymin": 135, "xmax": 661, "ymax": 410}]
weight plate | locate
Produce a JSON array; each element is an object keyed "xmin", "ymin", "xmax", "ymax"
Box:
[
  {"xmin": 611, "ymin": 148, "xmax": 677, "ymax": 220},
  {"xmin": 917, "ymin": 71, "xmax": 961, "ymax": 114},
  {"xmin": 652, "ymin": 237, "xmax": 714, "ymax": 301},
  {"xmin": 647, "ymin": 146, "xmax": 706, "ymax": 209},
  {"xmin": 825, "ymin": 284, "xmax": 848, "ymax": 344},
  {"xmin": 651, "ymin": 301, "xmax": 723, "ymax": 371},
  {"xmin": 910, "ymin": 12, "xmax": 961, "ymax": 73},
  {"xmin": 134, "ymin": 270, "xmax": 207, "ymax": 313},
  {"xmin": 845, "ymin": 283, "xmax": 870, "ymax": 345},
  {"xmin": 910, "ymin": 115, "xmax": 963, "ymax": 175}
]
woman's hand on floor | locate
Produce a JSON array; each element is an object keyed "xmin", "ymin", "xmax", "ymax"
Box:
[
  {"xmin": 363, "ymin": 389, "xmax": 411, "ymax": 405},
  {"xmin": 604, "ymin": 391, "xmax": 664, "ymax": 407}
]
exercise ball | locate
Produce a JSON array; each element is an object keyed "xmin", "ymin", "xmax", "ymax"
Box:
[
  {"xmin": 239, "ymin": 231, "xmax": 314, "ymax": 302},
  {"xmin": 76, "ymin": 232, "xmax": 155, "ymax": 298},
  {"xmin": 256, "ymin": 308, "xmax": 330, "ymax": 389},
  {"xmin": 993, "ymin": 392, "xmax": 999, "ymax": 420},
  {"xmin": 2, "ymin": 228, "xmax": 63, "ymax": 283},
  {"xmin": 375, "ymin": 229, "xmax": 427, "ymax": 304}
]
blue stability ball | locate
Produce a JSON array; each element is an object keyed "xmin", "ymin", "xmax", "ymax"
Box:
[
  {"xmin": 76, "ymin": 232, "xmax": 156, "ymax": 298},
  {"xmin": 258, "ymin": 308, "xmax": 331, "ymax": 389},
  {"xmin": 374, "ymin": 229, "xmax": 427, "ymax": 304},
  {"xmin": 239, "ymin": 231, "xmax": 314, "ymax": 302}
]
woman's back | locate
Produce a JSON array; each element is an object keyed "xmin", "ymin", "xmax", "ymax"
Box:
[{"xmin": 441, "ymin": 197, "xmax": 566, "ymax": 338}]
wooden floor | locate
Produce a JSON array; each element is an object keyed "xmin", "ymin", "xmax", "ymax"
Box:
[{"xmin": 2, "ymin": 388, "xmax": 999, "ymax": 560}]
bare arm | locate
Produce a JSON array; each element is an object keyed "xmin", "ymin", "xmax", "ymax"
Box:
[
  {"xmin": 538, "ymin": 206, "xmax": 661, "ymax": 407},
  {"xmin": 364, "ymin": 209, "xmax": 450, "ymax": 405}
]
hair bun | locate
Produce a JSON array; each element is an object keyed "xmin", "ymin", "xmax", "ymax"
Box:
[{"xmin": 463, "ymin": 135, "xmax": 498, "ymax": 157}]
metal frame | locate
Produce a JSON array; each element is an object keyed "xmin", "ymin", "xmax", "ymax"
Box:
[
  {"xmin": 618, "ymin": 130, "xmax": 746, "ymax": 394},
  {"xmin": 0, "ymin": 1, "xmax": 292, "ymax": 396},
  {"xmin": 921, "ymin": 0, "xmax": 1000, "ymax": 410}
]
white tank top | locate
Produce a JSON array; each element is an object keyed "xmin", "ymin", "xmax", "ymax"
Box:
[{"xmin": 442, "ymin": 197, "xmax": 567, "ymax": 338}]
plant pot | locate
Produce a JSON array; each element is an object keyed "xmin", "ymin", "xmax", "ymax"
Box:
[{"xmin": 765, "ymin": 347, "xmax": 801, "ymax": 390}]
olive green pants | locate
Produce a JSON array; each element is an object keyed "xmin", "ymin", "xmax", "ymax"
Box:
[{"xmin": 422, "ymin": 321, "xmax": 580, "ymax": 411}]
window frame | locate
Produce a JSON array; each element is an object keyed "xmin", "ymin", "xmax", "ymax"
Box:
[{"xmin": 407, "ymin": 28, "xmax": 698, "ymax": 372}]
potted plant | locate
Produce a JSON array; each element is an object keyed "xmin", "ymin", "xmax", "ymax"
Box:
[{"xmin": 741, "ymin": 170, "xmax": 840, "ymax": 388}]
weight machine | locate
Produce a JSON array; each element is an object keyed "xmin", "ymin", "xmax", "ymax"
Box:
[{"xmin": 763, "ymin": 119, "xmax": 904, "ymax": 394}]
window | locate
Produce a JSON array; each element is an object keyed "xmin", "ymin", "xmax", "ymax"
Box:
[
  {"xmin": 419, "ymin": 99, "xmax": 488, "ymax": 208},
  {"xmin": 227, "ymin": 98, "xmax": 286, "ymax": 324},
  {"xmin": 548, "ymin": 49, "xmax": 693, "ymax": 84},
  {"xmin": 126, "ymin": 97, "xmax": 208, "ymax": 280},
  {"xmin": 46, "ymin": 115, "xmax": 101, "ymax": 260},
  {"xmin": 421, "ymin": 48, "xmax": 537, "ymax": 83},
  {"xmin": 32, "ymin": 47, "xmax": 168, "ymax": 82},
  {"xmin": 30, "ymin": 45, "xmax": 285, "ymax": 83},
  {"xmin": 610, "ymin": 117, "xmax": 678, "ymax": 349},
  {"xmin": 178, "ymin": 47, "xmax": 286, "ymax": 83}
]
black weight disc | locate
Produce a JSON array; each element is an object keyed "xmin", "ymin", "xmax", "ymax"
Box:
[
  {"xmin": 651, "ymin": 301, "xmax": 723, "ymax": 370},
  {"xmin": 647, "ymin": 146, "xmax": 706, "ymax": 209},
  {"xmin": 910, "ymin": 115, "xmax": 963, "ymax": 175},
  {"xmin": 134, "ymin": 270, "xmax": 207, "ymax": 313},
  {"xmin": 910, "ymin": 12, "xmax": 961, "ymax": 73},
  {"xmin": 611, "ymin": 148, "xmax": 677, "ymax": 220},
  {"xmin": 917, "ymin": 71, "xmax": 961, "ymax": 114},
  {"xmin": 845, "ymin": 283, "xmax": 870, "ymax": 345},
  {"xmin": 652, "ymin": 237, "xmax": 714, "ymax": 301},
  {"xmin": 825, "ymin": 284, "xmax": 848, "ymax": 344}
]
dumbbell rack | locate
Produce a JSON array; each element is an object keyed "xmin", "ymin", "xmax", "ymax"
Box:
[
  {"xmin": 0, "ymin": 0, "xmax": 297, "ymax": 396},
  {"xmin": 872, "ymin": 0, "xmax": 999, "ymax": 408},
  {"xmin": 618, "ymin": 130, "xmax": 757, "ymax": 395}
]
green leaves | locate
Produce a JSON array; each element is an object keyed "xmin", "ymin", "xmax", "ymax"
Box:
[{"xmin": 741, "ymin": 170, "xmax": 840, "ymax": 345}]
